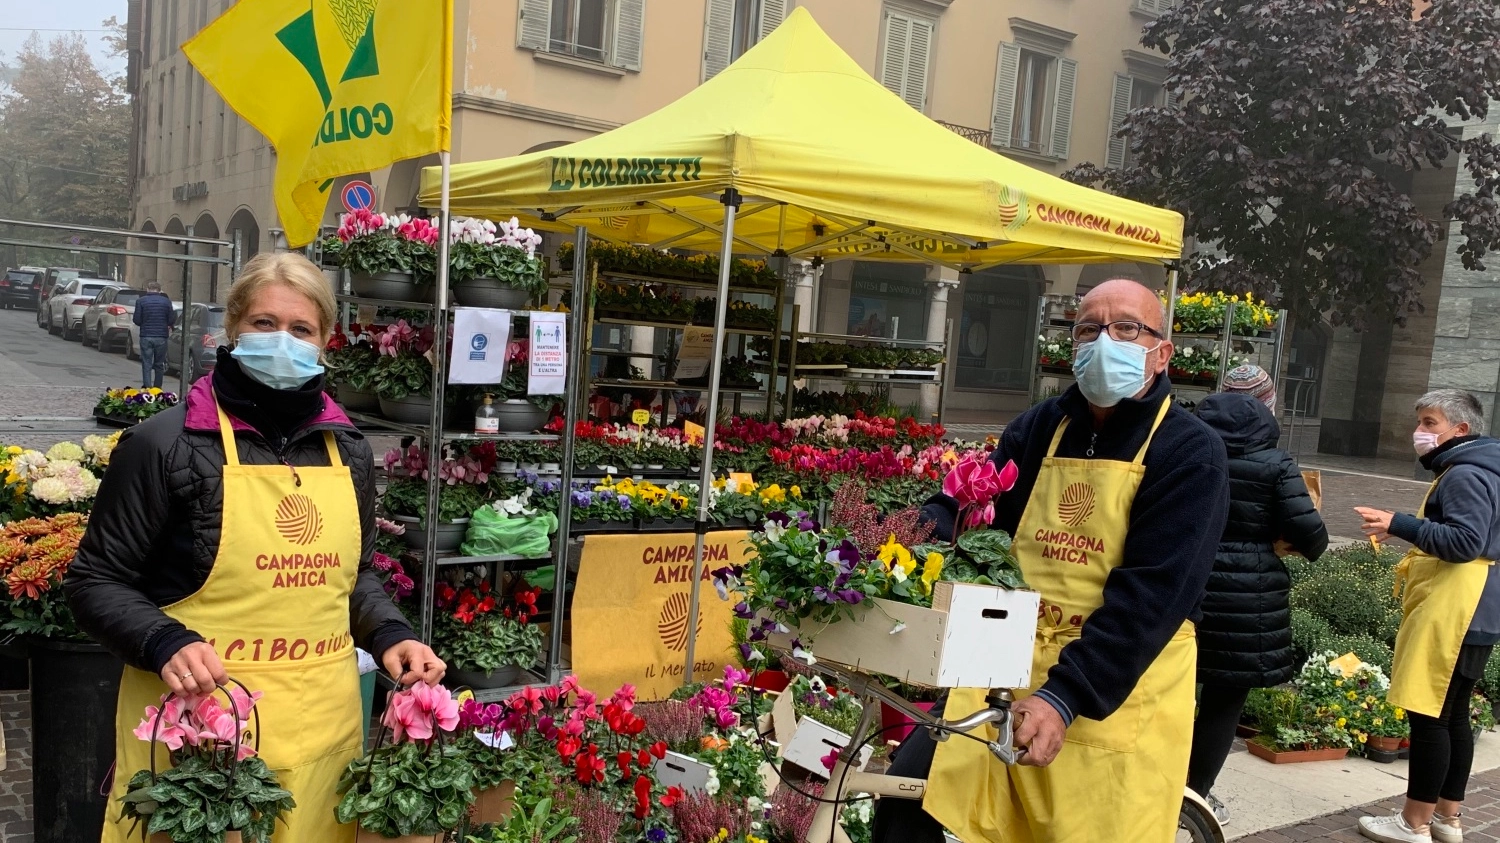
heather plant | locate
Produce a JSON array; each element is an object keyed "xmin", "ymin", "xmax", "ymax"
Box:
[{"xmin": 669, "ymin": 791, "xmax": 753, "ymax": 843}]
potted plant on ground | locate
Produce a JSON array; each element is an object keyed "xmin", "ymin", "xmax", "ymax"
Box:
[
  {"xmin": 372, "ymin": 320, "xmax": 436, "ymax": 424},
  {"xmin": 326, "ymin": 323, "xmax": 382, "ymax": 413},
  {"xmin": 326, "ymin": 210, "xmax": 439, "ymax": 302},
  {"xmin": 0, "ymin": 512, "xmax": 122, "ymax": 843},
  {"xmin": 335, "ymin": 683, "xmax": 473, "ymax": 843},
  {"xmin": 448, "ymin": 216, "xmax": 547, "ymax": 309},
  {"xmin": 118, "ymin": 685, "xmax": 294, "ymax": 843},
  {"xmin": 93, "ymin": 387, "xmax": 182, "ymax": 427},
  {"xmin": 381, "ymin": 445, "xmax": 491, "ymax": 553},
  {"xmin": 433, "ymin": 578, "xmax": 544, "ymax": 689}
]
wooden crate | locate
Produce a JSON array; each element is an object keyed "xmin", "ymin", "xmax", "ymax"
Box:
[{"xmin": 767, "ymin": 582, "xmax": 1039, "ymax": 689}]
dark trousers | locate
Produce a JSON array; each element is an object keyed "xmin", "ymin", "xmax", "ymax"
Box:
[
  {"xmin": 1407, "ymin": 643, "xmax": 1492, "ymax": 804},
  {"xmin": 872, "ymin": 700, "xmax": 946, "ymax": 843},
  {"xmin": 1186, "ymin": 683, "xmax": 1252, "ymax": 797}
]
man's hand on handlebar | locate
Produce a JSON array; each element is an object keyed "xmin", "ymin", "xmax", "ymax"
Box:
[{"xmin": 1011, "ymin": 695, "xmax": 1066, "ymax": 767}]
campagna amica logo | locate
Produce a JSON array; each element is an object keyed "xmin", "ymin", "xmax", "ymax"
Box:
[
  {"xmin": 657, "ymin": 592, "xmax": 703, "ymax": 653},
  {"xmin": 275, "ymin": 494, "xmax": 324, "ymax": 546},
  {"xmin": 1057, "ymin": 482, "xmax": 1096, "ymax": 528}
]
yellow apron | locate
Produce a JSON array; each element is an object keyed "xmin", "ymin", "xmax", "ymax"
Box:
[
  {"xmin": 926, "ymin": 399, "xmax": 1197, "ymax": 843},
  {"xmin": 103, "ymin": 398, "xmax": 364, "ymax": 843},
  {"xmin": 1388, "ymin": 474, "xmax": 1494, "ymax": 719}
]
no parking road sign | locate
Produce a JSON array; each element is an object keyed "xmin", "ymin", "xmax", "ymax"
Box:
[{"xmin": 341, "ymin": 180, "xmax": 376, "ymax": 213}]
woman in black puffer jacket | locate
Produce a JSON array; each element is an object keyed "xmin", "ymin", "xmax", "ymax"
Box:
[{"xmin": 1188, "ymin": 390, "xmax": 1328, "ymax": 821}]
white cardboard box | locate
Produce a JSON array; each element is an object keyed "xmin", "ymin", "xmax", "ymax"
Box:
[
  {"xmin": 768, "ymin": 582, "xmax": 1040, "ymax": 689},
  {"xmin": 782, "ymin": 715, "xmax": 874, "ymax": 775},
  {"xmin": 653, "ymin": 750, "xmax": 715, "ymax": 793}
]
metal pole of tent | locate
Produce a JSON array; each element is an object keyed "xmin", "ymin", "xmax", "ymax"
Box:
[
  {"xmin": 419, "ymin": 151, "xmax": 453, "ymax": 643},
  {"xmin": 1165, "ymin": 267, "xmax": 1178, "ymax": 344},
  {"xmin": 179, "ymin": 229, "xmax": 193, "ymax": 396},
  {"xmin": 684, "ymin": 189, "xmax": 742, "ymax": 684},
  {"xmin": 549, "ymin": 225, "xmax": 590, "ymax": 682}
]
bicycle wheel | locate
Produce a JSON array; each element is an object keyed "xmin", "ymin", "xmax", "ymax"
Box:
[{"xmin": 1177, "ymin": 796, "xmax": 1224, "ymax": 843}]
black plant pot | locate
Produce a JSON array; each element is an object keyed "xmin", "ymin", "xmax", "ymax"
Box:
[{"xmin": 29, "ymin": 638, "xmax": 122, "ymax": 843}]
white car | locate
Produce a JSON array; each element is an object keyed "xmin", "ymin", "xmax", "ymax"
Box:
[
  {"xmin": 82, "ymin": 286, "xmax": 146, "ymax": 352},
  {"xmin": 125, "ymin": 302, "xmax": 184, "ymax": 361},
  {"xmin": 47, "ymin": 278, "xmax": 125, "ymax": 341}
]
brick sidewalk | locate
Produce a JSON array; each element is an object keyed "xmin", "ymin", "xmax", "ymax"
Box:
[
  {"xmin": 0, "ymin": 691, "xmax": 31, "ymax": 843},
  {"xmin": 1234, "ymin": 767, "xmax": 1500, "ymax": 842}
]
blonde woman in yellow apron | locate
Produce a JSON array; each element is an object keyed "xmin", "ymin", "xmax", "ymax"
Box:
[
  {"xmin": 65, "ymin": 253, "xmax": 445, "ymax": 843},
  {"xmin": 873, "ymin": 280, "xmax": 1231, "ymax": 843},
  {"xmin": 1355, "ymin": 389, "xmax": 1500, "ymax": 843}
]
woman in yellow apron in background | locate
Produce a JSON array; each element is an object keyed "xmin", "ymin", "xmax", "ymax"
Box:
[
  {"xmin": 1355, "ymin": 389, "xmax": 1500, "ymax": 843},
  {"xmin": 925, "ymin": 399, "xmax": 1198, "ymax": 843},
  {"xmin": 65, "ymin": 253, "xmax": 445, "ymax": 843}
]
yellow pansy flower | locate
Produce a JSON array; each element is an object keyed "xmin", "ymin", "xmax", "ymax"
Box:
[
  {"xmin": 789, "ymin": 485, "xmax": 802, "ymax": 498},
  {"xmin": 1336, "ymin": 717, "xmax": 1347, "ymax": 728},
  {"xmin": 1395, "ymin": 708, "xmax": 1405, "ymax": 720},
  {"xmin": 920, "ymin": 551, "xmax": 944, "ymax": 596},
  {"xmin": 759, "ymin": 484, "xmax": 786, "ymax": 504},
  {"xmin": 878, "ymin": 534, "xmax": 917, "ymax": 577}
]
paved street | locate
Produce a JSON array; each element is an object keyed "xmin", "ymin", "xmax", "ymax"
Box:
[{"xmin": 0, "ymin": 306, "xmax": 172, "ymax": 452}]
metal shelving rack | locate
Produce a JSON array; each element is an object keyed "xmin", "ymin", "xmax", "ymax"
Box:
[
  {"xmin": 1029, "ymin": 291, "xmax": 1289, "ymax": 407},
  {"xmin": 772, "ymin": 319, "xmax": 952, "ymax": 421},
  {"xmin": 328, "ymin": 261, "xmax": 582, "ymax": 703}
]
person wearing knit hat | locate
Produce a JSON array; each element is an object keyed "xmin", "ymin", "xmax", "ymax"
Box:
[{"xmin": 1222, "ymin": 364, "xmax": 1277, "ymax": 411}]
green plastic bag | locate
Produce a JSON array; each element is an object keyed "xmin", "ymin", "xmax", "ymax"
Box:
[{"xmin": 459, "ymin": 506, "xmax": 558, "ymax": 557}]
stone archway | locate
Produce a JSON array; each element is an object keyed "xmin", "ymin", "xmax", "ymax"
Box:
[
  {"xmin": 192, "ymin": 212, "xmax": 220, "ymax": 303},
  {"xmin": 131, "ymin": 221, "xmax": 159, "ymax": 286},
  {"xmin": 160, "ymin": 217, "xmax": 188, "ymax": 297},
  {"xmin": 225, "ymin": 207, "xmax": 260, "ymax": 278}
]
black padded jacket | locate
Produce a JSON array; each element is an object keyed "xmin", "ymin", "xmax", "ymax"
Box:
[
  {"xmin": 63, "ymin": 378, "xmax": 416, "ymax": 674},
  {"xmin": 1194, "ymin": 393, "xmax": 1328, "ymax": 687}
]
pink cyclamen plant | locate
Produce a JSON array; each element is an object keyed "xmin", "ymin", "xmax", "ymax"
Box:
[
  {"xmin": 942, "ymin": 452, "xmax": 1019, "ymax": 531},
  {"xmin": 132, "ymin": 685, "xmax": 263, "ymax": 761},
  {"xmin": 383, "ymin": 682, "xmax": 461, "ymax": 744}
]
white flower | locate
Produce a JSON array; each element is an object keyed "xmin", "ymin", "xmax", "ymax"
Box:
[
  {"xmin": 791, "ymin": 644, "xmax": 817, "ymax": 666},
  {"xmin": 46, "ymin": 442, "xmax": 85, "ymax": 463},
  {"xmin": 29, "ymin": 477, "xmax": 72, "ymax": 505},
  {"xmin": 704, "ymin": 769, "xmax": 721, "ymax": 796},
  {"xmin": 808, "ymin": 676, "xmax": 827, "ymax": 694},
  {"xmin": 890, "ymin": 622, "xmax": 907, "ymax": 635},
  {"xmin": 1182, "ymin": 346, "xmax": 1195, "ymax": 357},
  {"xmin": 763, "ymin": 520, "xmax": 787, "ymax": 542}
]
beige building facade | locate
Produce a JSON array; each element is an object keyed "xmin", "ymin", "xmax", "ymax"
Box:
[{"xmin": 128, "ymin": 0, "xmax": 1182, "ymax": 421}]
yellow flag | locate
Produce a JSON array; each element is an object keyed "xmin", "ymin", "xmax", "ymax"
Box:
[{"xmin": 184, "ymin": 0, "xmax": 452, "ymax": 247}]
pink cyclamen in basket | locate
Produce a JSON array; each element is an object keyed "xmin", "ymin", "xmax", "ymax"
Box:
[
  {"xmin": 132, "ymin": 686, "xmax": 263, "ymax": 760},
  {"xmin": 942, "ymin": 452, "xmax": 1019, "ymax": 529},
  {"xmin": 382, "ymin": 683, "xmax": 461, "ymax": 744}
]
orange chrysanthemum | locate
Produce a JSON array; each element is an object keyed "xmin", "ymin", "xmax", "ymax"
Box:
[{"xmin": 6, "ymin": 559, "xmax": 52, "ymax": 600}]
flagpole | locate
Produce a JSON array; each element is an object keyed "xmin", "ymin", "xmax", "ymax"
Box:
[{"xmin": 419, "ymin": 150, "xmax": 453, "ymax": 643}]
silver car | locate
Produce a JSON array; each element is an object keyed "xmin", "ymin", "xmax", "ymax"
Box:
[
  {"xmin": 167, "ymin": 304, "xmax": 228, "ymax": 383},
  {"xmin": 47, "ymin": 279, "xmax": 125, "ymax": 341},
  {"xmin": 82, "ymin": 286, "xmax": 145, "ymax": 352}
]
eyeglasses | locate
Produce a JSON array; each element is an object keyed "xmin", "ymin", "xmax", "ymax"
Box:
[{"xmin": 1071, "ymin": 321, "xmax": 1165, "ymax": 343}]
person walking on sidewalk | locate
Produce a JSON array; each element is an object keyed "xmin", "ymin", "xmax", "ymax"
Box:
[
  {"xmin": 1355, "ymin": 389, "xmax": 1500, "ymax": 843},
  {"xmin": 132, "ymin": 280, "xmax": 175, "ymax": 389},
  {"xmin": 873, "ymin": 279, "xmax": 1230, "ymax": 843},
  {"xmin": 1188, "ymin": 387, "xmax": 1328, "ymax": 825}
]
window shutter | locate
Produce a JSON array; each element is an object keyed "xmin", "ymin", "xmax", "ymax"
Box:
[
  {"xmin": 990, "ymin": 42, "xmax": 1021, "ymax": 150},
  {"xmin": 1165, "ymin": 89, "xmax": 1180, "ymax": 110},
  {"xmin": 1106, "ymin": 74, "xmax": 1133, "ymax": 169},
  {"xmin": 612, "ymin": 0, "xmax": 647, "ymax": 71},
  {"xmin": 516, "ymin": 0, "xmax": 551, "ymax": 51},
  {"xmin": 703, "ymin": 0, "xmax": 734, "ymax": 80},
  {"xmin": 1050, "ymin": 57, "xmax": 1077, "ymax": 159},
  {"xmin": 758, "ymin": 0, "xmax": 787, "ymax": 42},
  {"xmin": 904, "ymin": 15, "xmax": 933, "ymax": 112},
  {"xmin": 1134, "ymin": 0, "xmax": 1160, "ymax": 14},
  {"xmin": 880, "ymin": 12, "xmax": 912, "ymax": 102}
]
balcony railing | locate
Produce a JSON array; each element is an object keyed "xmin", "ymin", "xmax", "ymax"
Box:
[{"xmin": 936, "ymin": 120, "xmax": 993, "ymax": 147}]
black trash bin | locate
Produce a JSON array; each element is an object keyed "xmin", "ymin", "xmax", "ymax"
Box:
[{"xmin": 29, "ymin": 638, "xmax": 121, "ymax": 843}]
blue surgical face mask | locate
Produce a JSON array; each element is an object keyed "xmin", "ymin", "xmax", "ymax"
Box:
[
  {"xmin": 1072, "ymin": 333, "xmax": 1159, "ymax": 408},
  {"xmin": 230, "ymin": 331, "xmax": 325, "ymax": 390}
]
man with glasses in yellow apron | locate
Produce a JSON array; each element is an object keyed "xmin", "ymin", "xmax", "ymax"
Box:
[
  {"xmin": 1355, "ymin": 389, "xmax": 1500, "ymax": 843},
  {"xmin": 872, "ymin": 279, "xmax": 1230, "ymax": 843}
]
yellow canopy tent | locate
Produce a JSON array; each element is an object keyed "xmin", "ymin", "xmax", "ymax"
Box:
[
  {"xmin": 419, "ymin": 8, "xmax": 1181, "ymax": 268},
  {"xmin": 417, "ymin": 7, "xmax": 1185, "ymax": 681}
]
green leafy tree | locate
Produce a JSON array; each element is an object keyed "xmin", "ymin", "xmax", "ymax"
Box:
[{"xmin": 1065, "ymin": 0, "xmax": 1500, "ymax": 327}]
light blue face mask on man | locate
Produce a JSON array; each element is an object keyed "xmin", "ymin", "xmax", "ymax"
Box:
[
  {"xmin": 230, "ymin": 331, "xmax": 325, "ymax": 390},
  {"xmin": 1072, "ymin": 333, "xmax": 1159, "ymax": 408}
]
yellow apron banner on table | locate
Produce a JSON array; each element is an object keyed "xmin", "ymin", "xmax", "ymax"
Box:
[
  {"xmin": 1388, "ymin": 474, "xmax": 1493, "ymax": 718},
  {"xmin": 185, "ymin": 0, "xmax": 452, "ymax": 247},
  {"xmin": 572, "ymin": 532, "xmax": 751, "ymax": 700},
  {"xmin": 927, "ymin": 400, "xmax": 1196, "ymax": 843}
]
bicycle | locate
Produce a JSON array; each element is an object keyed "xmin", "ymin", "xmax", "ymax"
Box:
[{"xmin": 784, "ymin": 660, "xmax": 1225, "ymax": 843}]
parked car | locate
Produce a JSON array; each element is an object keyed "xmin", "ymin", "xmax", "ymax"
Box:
[
  {"xmin": 125, "ymin": 302, "xmax": 183, "ymax": 361},
  {"xmin": 82, "ymin": 286, "xmax": 145, "ymax": 351},
  {"xmin": 166, "ymin": 304, "xmax": 227, "ymax": 382},
  {"xmin": 46, "ymin": 278, "xmax": 125, "ymax": 340},
  {"xmin": 0, "ymin": 266, "xmax": 44, "ymax": 309},
  {"xmin": 36, "ymin": 268, "xmax": 91, "ymax": 329}
]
